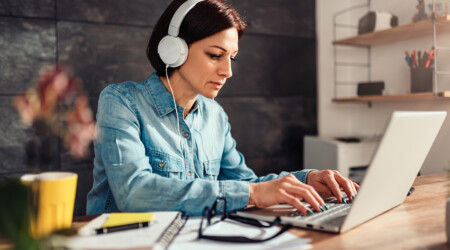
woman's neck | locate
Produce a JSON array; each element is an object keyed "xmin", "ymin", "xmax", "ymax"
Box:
[{"xmin": 160, "ymin": 74, "xmax": 197, "ymax": 119}]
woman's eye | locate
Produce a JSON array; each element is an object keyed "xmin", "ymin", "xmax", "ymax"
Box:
[
  {"xmin": 208, "ymin": 53, "xmax": 237, "ymax": 62},
  {"xmin": 208, "ymin": 53, "xmax": 221, "ymax": 59}
]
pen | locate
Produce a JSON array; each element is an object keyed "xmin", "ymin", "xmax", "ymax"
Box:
[
  {"xmin": 405, "ymin": 51, "xmax": 410, "ymax": 58},
  {"xmin": 405, "ymin": 51, "xmax": 412, "ymax": 68},
  {"xmin": 417, "ymin": 50, "xmax": 422, "ymax": 67},
  {"xmin": 421, "ymin": 51, "xmax": 429, "ymax": 68},
  {"xmin": 425, "ymin": 48, "xmax": 434, "ymax": 68},
  {"xmin": 95, "ymin": 221, "xmax": 150, "ymax": 235},
  {"xmin": 405, "ymin": 56, "xmax": 411, "ymax": 66}
]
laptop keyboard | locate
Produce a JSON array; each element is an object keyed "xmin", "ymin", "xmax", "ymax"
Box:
[{"xmin": 287, "ymin": 202, "xmax": 351, "ymax": 224}]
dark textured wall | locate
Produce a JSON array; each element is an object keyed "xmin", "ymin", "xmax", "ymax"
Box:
[{"xmin": 0, "ymin": 0, "xmax": 317, "ymax": 216}]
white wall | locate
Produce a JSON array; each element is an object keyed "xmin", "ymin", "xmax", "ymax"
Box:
[{"xmin": 317, "ymin": 0, "xmax": 450, "ymax": 174}]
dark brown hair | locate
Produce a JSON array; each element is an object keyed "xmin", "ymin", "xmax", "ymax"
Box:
[{"xmin": 147, "ymin": 0, "xmax": 246, "ymax": 76}]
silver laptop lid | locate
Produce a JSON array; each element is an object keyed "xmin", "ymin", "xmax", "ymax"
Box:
[{"xmin": 341, "ymin": 111, "xmax": 446, "ymax": 232}]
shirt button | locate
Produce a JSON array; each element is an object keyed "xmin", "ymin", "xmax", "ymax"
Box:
[
  {"xmin": 183, "ymin": 132, "xmax": 189, "ymax": 138},
  {"xmin": 188, "ymin": 170, "xmax": 192, "ymax": 176},
  {"xmin": 159, "ymin": 161, "xmax": 165, "ymax": 167}
]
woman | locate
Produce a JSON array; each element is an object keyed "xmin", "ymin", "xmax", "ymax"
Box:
[{"xmin": 87, "ymin": 0, "xmax": 358, "ymax": 216}]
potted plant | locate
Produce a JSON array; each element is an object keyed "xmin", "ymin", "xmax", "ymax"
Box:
[
  {"xmin": 0, "ymin": 64, "xmax": 96, "ymax": 249},
  {"xmin": 13, "ymin": 64, "xmax": 96, "ymax": 166}
]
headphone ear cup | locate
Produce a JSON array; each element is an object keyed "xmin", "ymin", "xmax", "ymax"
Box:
[{"xmin": 157, "ymin": 36, "xmax": 189, "ymax": 68}]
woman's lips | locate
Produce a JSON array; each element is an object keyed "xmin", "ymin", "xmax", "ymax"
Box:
[{"xmin": 210, "ymin": 82, "xmax": 224, "ymax": 89}]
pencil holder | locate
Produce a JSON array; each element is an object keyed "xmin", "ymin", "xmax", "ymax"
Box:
[{"xmin": 411, "ymin": 68, "xmax": 433, "ymax": 93}]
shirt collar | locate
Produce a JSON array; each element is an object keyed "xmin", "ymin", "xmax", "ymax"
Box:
[{"xmin": 146, "ymin": 73, "xmax": 201, "ymax": 117}]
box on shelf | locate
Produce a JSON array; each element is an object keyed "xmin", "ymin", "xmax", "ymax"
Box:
[{"xmin": 303, "ymin": 136, "xmax": 379, "ymax": 178}]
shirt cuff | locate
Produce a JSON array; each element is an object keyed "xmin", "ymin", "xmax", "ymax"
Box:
[
  {"xmin": 218, "ymin": 180, "xmax": 250, "ymax": 213},
  {"xmin": 292, "ymin": 169, "xmax": 317, "ymax": 184}
]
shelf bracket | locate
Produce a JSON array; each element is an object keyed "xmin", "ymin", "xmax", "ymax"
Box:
[{"xmin": 333, "ymin": 0, "xmax": 371, "ymax": 100}]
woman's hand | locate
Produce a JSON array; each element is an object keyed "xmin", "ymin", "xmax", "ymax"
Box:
[
  {"xmin": 306, "ymin": 170, "xmax": 359, "ymax": 203},
  {"xmin": 248, "ymin": 174, "xmax": 326, "ymax": 215}
]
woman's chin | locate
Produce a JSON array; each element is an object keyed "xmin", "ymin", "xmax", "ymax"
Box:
[{"xmin": 203, "ymin": 91, "xmax": 219, "ymax": 99}]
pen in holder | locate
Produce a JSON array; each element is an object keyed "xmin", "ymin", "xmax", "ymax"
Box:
[
  {"xmin": 411, "ymin": 67, "xmax": 433, "ymax": 93},
  {"xmin": 406, "ymin": 48, "xmax": 435, "ymax": 93}
]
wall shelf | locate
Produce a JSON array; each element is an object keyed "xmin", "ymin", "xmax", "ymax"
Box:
[
  {"xmin": 333, "ymin": 91, "xmax": 450, "ymax": 103},
  {"xmin": 333, "ymin": 2, "xmax": 450, "ymax": 104},
  {"xmin": 333, "ymin": 18, "xmax": 450, "ymax": 47}
]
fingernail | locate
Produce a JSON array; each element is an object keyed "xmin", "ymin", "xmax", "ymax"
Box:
[
  {"xmin": 319, "ymin": 206, "xmax": 325, "ymax": 212},
  {"xmin": 307, "ymin": 210, "xmax": 315, "ymax": 215},
  {"xmin": 324, "ymin": 204, "xmax": 329, "ymax": 210},
  {"xmin": 352, "ymin": 196, "xmax": 355, "ymax": 200},
  {"xmin": 341, "ymin": 198, "xmax": 347, "ymax": 204}
]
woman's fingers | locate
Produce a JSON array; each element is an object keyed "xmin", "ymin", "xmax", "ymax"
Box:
[
  {"xmin": 279, "ymin": 190, "xmax": 314, "ymax": 215},
  {"xmin": 309, "ymin": 181, "xmax": 333, "ymax": 198},
  {"xmin": 284, "ymin": 183, "xmax": 325, "ymax": 213},
  {"xmin": 250, "ymin": 171, "xmax": 362, "ymax": 216},
  {"xmin": 333, "ymin": 171, "xmax": 357, "ymax": 202},
  {"xmin": 249, "ymin": 175, "xmax": 328, "ymax": 216},
  {"xmin": 285, "ymin": 175, "xmax": 326, "ymax": 212},
  {"xmin": 310, "ymin": 170, "xmax": 359, "ymax": 203},
  {"xmin": 321, "ymin": 171, "xmax": 345, "ymax": 202}
]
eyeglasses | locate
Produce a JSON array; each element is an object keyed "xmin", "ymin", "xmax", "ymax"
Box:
[{"xmin": 198, "ymin": 198, "xmax": 292, "ymax": 243}]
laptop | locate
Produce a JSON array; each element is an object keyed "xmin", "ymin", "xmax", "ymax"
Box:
[{"xmin": 236, "ymin": 111, "xmax": 447, "ymax": 233}]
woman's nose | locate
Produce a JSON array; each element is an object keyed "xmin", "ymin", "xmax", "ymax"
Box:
[{"xmin": 218, "ymin": 58, "xmax": 232, "ymax": 78}]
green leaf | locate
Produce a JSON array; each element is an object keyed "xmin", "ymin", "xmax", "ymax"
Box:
[{"xmin": 0, "ymin": 179, "xmax": 40, "ymax": 250}]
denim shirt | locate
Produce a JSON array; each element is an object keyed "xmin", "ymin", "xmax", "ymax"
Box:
[{"xmin": 87, "ymin": 73, "xmax": 313, "ymax": 216}]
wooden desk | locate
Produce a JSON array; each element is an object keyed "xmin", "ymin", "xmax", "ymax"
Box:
[
  {"xmin": 72, "ymin": 174, "xmax": 449, "ymax": 249},
  {"xmin": 5, "ymin": 174, "xmax": 445, "ymax": 249},
  {"xmin": 289, "ymin": 173, "xmax": 449, "ymax": 249}
]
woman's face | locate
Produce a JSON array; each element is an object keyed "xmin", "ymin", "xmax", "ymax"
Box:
[{"xmin": 177, "ymin": 27, "xmax": 239, "ymax": 99}]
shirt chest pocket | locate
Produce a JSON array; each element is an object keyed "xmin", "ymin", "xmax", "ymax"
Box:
[
  {"xmin": 203, "ymin": 159, "xmax": 220, "ymax": 180},
  {"xmin": 147, "ymin": 149, "xmax": 183, "ymax": 179}
]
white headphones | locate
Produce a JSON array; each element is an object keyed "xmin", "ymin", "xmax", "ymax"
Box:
[{"xmin": 158, "ymin": 0, "xmax": 203, "ymax": 68}]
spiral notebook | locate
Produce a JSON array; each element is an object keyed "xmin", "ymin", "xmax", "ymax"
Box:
[{"xmin": 67, "ymin": 212, "xmax": 187, "ymax": 249}]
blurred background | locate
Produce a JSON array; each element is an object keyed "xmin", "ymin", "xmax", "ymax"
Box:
[{"xmin": 0, "ymin": 0, "xmax": 317, "ymax": 216}]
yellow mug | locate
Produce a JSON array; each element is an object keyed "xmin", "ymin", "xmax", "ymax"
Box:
[{"xmin": 20, "ymin": 172, "xmax": 78, "ymax": 238}]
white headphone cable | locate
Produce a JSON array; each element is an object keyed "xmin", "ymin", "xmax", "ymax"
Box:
[
  {"xmin": 165, "ymin": 65, "xmax": 211, "ymax": 180},
  {"xmin": 208, "ymin": 98, "xmax": 215, "ymax": 179},
  {"xmin": 165, "ymin": 65, "xmax": 183, "ymax": 152}
]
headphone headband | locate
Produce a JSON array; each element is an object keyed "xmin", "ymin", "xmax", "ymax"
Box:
[
  {"xmin": 168, "ymin": 0, "xmax": 203, "ymax": 37},
  {"xmin": 158, "ymin": 0, "xmax": 203, "ymax": 67}
]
